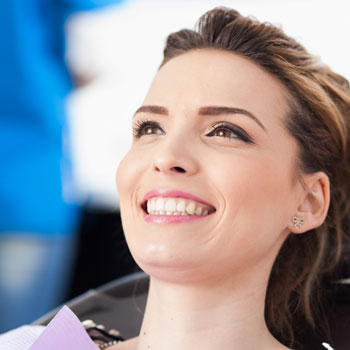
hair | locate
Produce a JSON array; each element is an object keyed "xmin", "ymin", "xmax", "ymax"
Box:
[{"xmin": 160, "ymin": 7, "xmax": 350, "ymax": 347}]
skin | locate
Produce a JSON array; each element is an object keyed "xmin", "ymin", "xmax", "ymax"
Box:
[{"xmin": 114, "ymin": 49, "xmax": 329, "ymax": 350}]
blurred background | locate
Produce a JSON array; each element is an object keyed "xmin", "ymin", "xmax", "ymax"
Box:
[{"xmin": 1, "ymin": 0, "xmax": 349, "ymax": 333}]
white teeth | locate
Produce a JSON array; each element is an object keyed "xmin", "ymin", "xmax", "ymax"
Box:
[
  {"xmin": 165, "ymin": 198, "xmax": 177, "ymax": 212},
  {"xmin": 195, "ymin": 207, "xmax": 202, "ymax": 216},
  {"xmin": 186, "ymin": 201, "xmax": 196, "ymax": 215},
  {"xmin": 176, "ymin": 200, "xmax": 186, "ymax": 212},
  {"xmin": 145, "ymin": 197, "xmax": 213, "ymax": 216},
  {"xmin": 150, "ymin": 200, "xmax": 156, "ymax": 212},
  {"xmin": 155, "ymin": 198, "xmax": 164, "ymax": 211}
]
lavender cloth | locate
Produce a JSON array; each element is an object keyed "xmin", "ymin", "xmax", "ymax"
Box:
[{"xmin": 30, "ymin": 306, "xmax": 98, "ymax": 350}]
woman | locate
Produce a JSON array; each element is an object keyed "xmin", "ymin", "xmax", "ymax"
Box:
[
  {"xmin": 114, "ymin": 7, "xmax": 350, "ymax": 350},
  {"xmin": 1, "ymin": 6, "xmax": 349, "ymax": 350}
]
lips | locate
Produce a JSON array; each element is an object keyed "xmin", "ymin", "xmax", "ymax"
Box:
[{"xmin": 141, "ymin": 189, "xmax": 216, "ymax": 217}]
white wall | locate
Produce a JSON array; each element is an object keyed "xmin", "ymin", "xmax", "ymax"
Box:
[{"xmin": 66, "ymin": 0, "xmax": 350, "ymax": 208}]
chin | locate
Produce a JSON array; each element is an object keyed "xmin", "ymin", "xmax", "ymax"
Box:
[{"xmin": 128, "ymin": 240, "xmax": 207, "ymax": 284}]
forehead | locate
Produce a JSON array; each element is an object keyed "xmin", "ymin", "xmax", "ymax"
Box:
[{"xmin": 144, "ymin": 49, "xmax": 289, "ymax": 124}]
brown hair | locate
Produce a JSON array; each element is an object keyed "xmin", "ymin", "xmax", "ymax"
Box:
[{"xmin": 160, "ymin": 7, "xmax": 350, "ymax": 346}]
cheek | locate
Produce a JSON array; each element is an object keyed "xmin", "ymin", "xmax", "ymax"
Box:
[
  {"xmin": 116, "ymin": 151, "xmax": 142, "ymax": 227},
  {"xmin": 116, "ymin": 151, "xmax": 143, "ymax": 255},
  {"xmin": 117, "ymin": 151, "xmax": 141, "ymax": 198},
  {"xmin": 206, "ymin": 155, "xmax": 294, "ymax": 272},
  {"xmin": 116, "ymin": 155, "xmax": 129, "ymax": 204},
  {"xmin": 212, "ymin": 152, "xmax": 294, "ymax": 234}
]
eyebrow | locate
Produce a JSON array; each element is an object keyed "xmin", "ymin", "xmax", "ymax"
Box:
[
  {"xmin": 134, "ymin": 105, "xmax": 168, "ymax": 116},
  {"xmin": 134, "ymin": 105, "xmax": 265, "ymax": 131},
  {"xmin": 198, "ymin": 106, "xmax": 266, "ymax": 131}
]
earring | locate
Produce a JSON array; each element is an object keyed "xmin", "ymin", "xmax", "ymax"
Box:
[{"xmin": 292, "ymin": 215, "xmax": 304, "ymax": 228}]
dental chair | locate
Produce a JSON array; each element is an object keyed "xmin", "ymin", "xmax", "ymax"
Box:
[
  {"xmin": 33, "ymin": 270, "xmax": 350, "ymax": 349},
  {"xmin": 33, "ymin": 272, "xmax": 149, "ymax": 340}
]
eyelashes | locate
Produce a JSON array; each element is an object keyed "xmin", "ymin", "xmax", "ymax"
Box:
[
  {"xmin": 206, "ymin": 122, "xmax": 253, "ymax": 144},
  {"xmin": 132, "ymin": 118, "xmax": 254, "ymax": 144},
  {"xmin": 132, "ymin": 118, "xmax": 164, "ymax": 139}
]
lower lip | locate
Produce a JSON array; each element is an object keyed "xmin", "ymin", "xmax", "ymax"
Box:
[{"xmin": 144, "ymin": 213, "xmax": 209, "ymax": 224}]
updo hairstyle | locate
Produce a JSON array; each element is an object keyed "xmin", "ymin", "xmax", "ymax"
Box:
[{"xmin": 160, "ymin": 7, "xmax": 350, "ymax": 346}]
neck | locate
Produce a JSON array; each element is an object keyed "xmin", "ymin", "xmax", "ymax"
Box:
[{"xmin": 135, "ymin": 268, "xmax": 287, "ymax": 350}]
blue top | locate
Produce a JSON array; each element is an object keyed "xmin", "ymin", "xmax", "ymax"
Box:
[{"xmin": 0, "ymin": 0, "xmax": 122, "ymax": 235}]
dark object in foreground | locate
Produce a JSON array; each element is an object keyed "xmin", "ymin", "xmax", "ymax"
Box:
[{"xmin": 69, "ymin": 207, "xmax": 140, "ymax": 299}]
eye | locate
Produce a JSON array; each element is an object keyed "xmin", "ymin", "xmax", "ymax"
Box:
[
  {"xmin": 133, "ymin": 119, "xmax": 164, "ymax": 139},
  {"xmin": 206, "ymin": 122, "xmax": 253, "ymax": 144},
  {"xmin": 212, "ymin": 128, "xmax": 235, "ymax": 138}
]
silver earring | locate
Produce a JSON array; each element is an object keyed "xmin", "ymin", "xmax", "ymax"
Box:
[{"xmin": 292, "ymin": 216, "xmax": 304, "ymax": 228}]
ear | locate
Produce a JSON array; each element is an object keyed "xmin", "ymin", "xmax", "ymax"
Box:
[{"xmin": 289, "ymin": 171, "xmax": 330, "ymax": 234}]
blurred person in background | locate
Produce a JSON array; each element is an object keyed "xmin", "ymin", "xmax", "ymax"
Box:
[{"xmin": 0, "ymin": 0, "xmax": 123, "ymax": 333}]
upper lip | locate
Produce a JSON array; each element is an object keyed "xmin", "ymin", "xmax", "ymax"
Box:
[{"xmin": 141, "ymin": 188, "xmax": 216, "ymax": 212}]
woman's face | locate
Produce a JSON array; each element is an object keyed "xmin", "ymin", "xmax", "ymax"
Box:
[{"xmin": 117, "ymin": 49, "xmax": 302, "ymax": 285}]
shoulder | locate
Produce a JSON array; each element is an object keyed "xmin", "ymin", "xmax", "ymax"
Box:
[{"xmin": 0, "ymin": 325, "xmax": 44, "ymax": 350}]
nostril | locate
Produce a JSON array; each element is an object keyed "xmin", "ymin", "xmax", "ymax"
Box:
[
  {"xmin": 172, "ymin": 166, "xmax": 186, "ymax": 173},
  {"xmin": 153, "ymin": 165, "xmax": 187, "ymax": 173}
]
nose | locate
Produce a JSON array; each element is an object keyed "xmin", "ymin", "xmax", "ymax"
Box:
[{"xmin": 152, "ymin": 134, "xmax": 199, "ymax": 176}]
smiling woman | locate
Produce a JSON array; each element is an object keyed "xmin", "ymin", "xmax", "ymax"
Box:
[
  {"xmin": 115, "ymin": 7, "xmax": 350, "ymax": 350},
  {"xmin": 1, "ymin": 6, "xmax": 349, "ymax": 350}
]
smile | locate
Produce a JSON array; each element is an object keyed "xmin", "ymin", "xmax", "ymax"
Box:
[
  {"xmin": 141, "ymin": 189, "xmax": 216, "ymax": 221},
  {"xmin": 146, "ymin": 197, "xmax": 214, "ymax": 216}
]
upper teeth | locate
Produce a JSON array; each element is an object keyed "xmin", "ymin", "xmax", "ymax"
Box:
[{"xmin": 146, "ymin": 197, "xmax": 212, "ymax": 216}]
